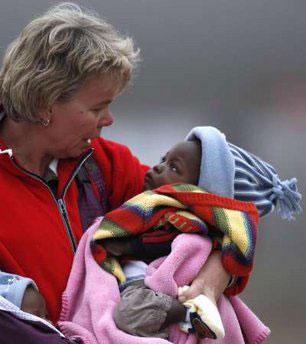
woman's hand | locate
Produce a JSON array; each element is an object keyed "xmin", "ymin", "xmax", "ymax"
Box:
[{"xmin": 178, "ymin": 251, "xmax": 230, "ymax": 305}]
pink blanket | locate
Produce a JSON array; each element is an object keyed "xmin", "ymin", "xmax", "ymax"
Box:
[{"xmin": 58, "ymin": 218, "xmax": 270, "ymax": 344}]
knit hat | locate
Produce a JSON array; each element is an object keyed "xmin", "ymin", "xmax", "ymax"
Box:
[
  {"xmin": 186, "ymin": 126, "xmax": 302, "ymax": 220},
  {"xmin": 0, "ymin": 271, "xmax": 38, "ymax": 308}
]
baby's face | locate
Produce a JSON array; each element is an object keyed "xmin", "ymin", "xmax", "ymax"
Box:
[{"xmin": 143, "ymin": 141, "xmax": 201, "ymax": 191}]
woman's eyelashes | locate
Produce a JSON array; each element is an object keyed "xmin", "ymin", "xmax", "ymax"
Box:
[
  {"xmin": 91, "ymin": 103, "xmax": 108, "ymax": 115},
  {"xmin": 91, "ymin": 108, "xmax": 103, "ymax": 115}
]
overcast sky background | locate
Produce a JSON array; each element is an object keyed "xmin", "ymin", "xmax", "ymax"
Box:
[{"xmin": 1, "ymin": 1, "xmax": 306, "ymax": 342}]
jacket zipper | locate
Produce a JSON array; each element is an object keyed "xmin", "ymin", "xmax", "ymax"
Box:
[
  {"xmin": 10, "ymin": 149, "xmax": 93, "ymax": 254},
  {"xmin": 57, "ymin": 198, "xmax": 77, "ymax": 252},
  {"xmin": 57, "ymin": 149, "xmax": 94, "ymax": 252}
]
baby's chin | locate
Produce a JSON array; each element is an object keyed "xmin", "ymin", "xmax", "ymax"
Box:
[{"xmin": 142, "ymin": 184, "xmax": 152, "ymax": 191}]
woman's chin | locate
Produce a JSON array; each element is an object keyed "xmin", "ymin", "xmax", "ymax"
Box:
[
  {"xmin": 74, "ymin": 141, "xmax": 92, "ymax": 156},
  {"xmin": 57, "ymin": 147, "xmax": 89, "ymax": 160}
]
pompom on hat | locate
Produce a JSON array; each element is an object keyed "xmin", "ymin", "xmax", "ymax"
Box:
[{"xmin": 186, "ymin": 126, "xmax": 302, "ymax": 220}]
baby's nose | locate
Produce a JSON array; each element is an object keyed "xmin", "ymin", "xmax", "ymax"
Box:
[{"xmin": 153, "ymin": 164, "xmax": 163, "ymax": 173}]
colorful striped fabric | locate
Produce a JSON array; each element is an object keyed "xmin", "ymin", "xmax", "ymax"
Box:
[{"xmin": 91, "ymin": 184, "xmax": 259, "ymax": 293}]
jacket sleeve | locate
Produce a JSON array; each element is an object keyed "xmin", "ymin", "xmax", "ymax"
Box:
[{"xmin": 0, "ymin": 271, "xmax": 38, "ymax": 309}]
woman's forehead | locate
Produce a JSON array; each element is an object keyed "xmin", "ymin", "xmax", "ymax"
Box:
[{"xmin": 70, "ymin": 76, "xmax": 122, "ymax": 104}]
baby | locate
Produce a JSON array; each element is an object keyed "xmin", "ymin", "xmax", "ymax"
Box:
[
  {"xmin": 0, "ymin": 271, "xmax": 76, "ymax": 343},
  {"xmin": 93, "ymin": 126, "xmax": 301, "ymax": 340},
  {"xmin": 0, "ymin": 271, "xmax": 48, "ymax": 319}
]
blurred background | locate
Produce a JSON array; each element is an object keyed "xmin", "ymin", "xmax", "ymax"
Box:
[{"xmin": 1, "ymin": 0, "xmax": 305, "ymax": 342}]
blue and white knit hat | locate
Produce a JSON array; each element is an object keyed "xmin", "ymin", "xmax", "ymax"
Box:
[
  {"xmin": 0, "ymin": 271, "xmax": 38, "ymax": 308},
  {"xmin": 186, "ymin": 126, "xmax": 302, "ymax": 220}
]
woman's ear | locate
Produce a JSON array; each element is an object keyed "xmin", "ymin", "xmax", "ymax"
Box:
[{"xmin": 38, "ymin": 108, "xmax": 52, "ymax": 127}]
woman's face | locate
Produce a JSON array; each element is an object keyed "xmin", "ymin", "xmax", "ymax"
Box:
[{"xmin": 45, "ymin": 76, "xmax": 122, "ymax": 159}]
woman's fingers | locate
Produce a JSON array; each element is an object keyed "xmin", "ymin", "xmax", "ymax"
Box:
[{"xmin": 178, "ymin": 283, "xmax": 203, "ymax": 303}]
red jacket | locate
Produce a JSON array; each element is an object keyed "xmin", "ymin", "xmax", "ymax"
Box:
[{"xmin": 0, "ymin": 137, "xmax": 148, "ymax": 322}]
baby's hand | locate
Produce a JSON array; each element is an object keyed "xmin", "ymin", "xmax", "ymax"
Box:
[
  {"xmin": 21, "ymin": 286, "xmax": 48, "ymax": 320},
  {"xmin": 103, "ymin": 238, "xmax": 135, "ymax": 256}
]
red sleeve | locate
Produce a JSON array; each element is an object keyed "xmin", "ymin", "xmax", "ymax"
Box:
[{"xmin": 91, "ymin": 137, "xmax": 149, "ymax": 210}]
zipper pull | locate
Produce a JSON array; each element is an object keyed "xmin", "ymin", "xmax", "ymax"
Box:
[{"xmin": 58, "ymin": 198, "xmax": 66, "ymax": 214}]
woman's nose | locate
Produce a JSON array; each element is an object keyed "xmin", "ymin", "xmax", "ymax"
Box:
[{"xmin": 99, "ymin": 108, "xmax": 114, "ymax": 128}]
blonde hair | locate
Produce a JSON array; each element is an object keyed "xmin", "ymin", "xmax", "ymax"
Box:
[{"xmin": 0, "ymin": 2, "xmax": 139, "ymax": 122}]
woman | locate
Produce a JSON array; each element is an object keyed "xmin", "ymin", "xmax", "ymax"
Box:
[{"xmin": 0, "ymin": 1, "xmax": 229, "ymax": 338}]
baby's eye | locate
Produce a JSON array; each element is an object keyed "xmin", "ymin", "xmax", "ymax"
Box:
[
  {"xmin": 160, "ymin": 156, "xmax": 166, "ymax": 163},
  {"xmin": 170, "ymin": 163, "xmax": 179, "ymax": 173}
]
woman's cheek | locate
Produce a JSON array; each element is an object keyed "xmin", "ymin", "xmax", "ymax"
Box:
[{"xmin": 81, "ymin": 119, "xmax": 99, "ymax": 137}]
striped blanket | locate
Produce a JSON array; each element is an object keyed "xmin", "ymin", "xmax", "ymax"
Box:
[{"xmin": 91, "ymin": 184, "xmax": 259, "ymax": 294}]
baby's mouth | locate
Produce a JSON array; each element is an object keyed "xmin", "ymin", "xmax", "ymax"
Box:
[{"xmin": 143, "ymin": 173, "xmax": 154, "ymax": 190}]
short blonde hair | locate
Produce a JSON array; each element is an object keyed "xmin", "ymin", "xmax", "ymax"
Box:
[{"xmin": 0, "ymin": 2, "xmax": 139, "ymax": 122}]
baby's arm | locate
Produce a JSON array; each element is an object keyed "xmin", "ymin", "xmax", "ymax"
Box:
[
  {"xmin": 104, "ymin": 232, "xmax": 231, "ymax": 305},
  {"xmin": 103, "ymin": 236, "xmax": 230, "ymax": 307},
  {"xmin": 105, "ymin": 234, "xmax": 226, "ymax": 339},
  {"xmin": 103, "ymin": 235, "xmax": 172, "ymax": 260}
]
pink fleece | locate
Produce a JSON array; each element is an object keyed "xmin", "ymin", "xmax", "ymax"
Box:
[{"xmin": 58, "ymin": 218, "xmax": 270, "ymax": 344}]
